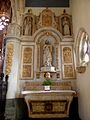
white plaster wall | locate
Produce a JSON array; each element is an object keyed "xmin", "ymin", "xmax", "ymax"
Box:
[{"xmin": 72, "ymin": 0, "xmax": 90, "ymax": 120}]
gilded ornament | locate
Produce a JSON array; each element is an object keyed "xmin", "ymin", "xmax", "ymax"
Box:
[{"xmin": 5, "ymin": 43, "xmax": 14, "ymax": 75}]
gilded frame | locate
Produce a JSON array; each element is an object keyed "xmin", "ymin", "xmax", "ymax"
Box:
[
  {"xmin": 21, "ymin": 45, "xmax": 34, "ymax": 80},
  {"xmin": 61, "ymin": 45, "xmax": 76, "ymax": 79}
]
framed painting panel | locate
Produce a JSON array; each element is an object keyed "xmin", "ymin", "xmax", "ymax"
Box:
[
  {"xmin": 21, "ymin": 45, "xmax": 34, "ymax": 80},
  {"xmin": 61, "ymin": 45, "xmax": 73, "ymax": 64},
  {"xmin": 61, "ymin": 45, "xmax": 76, "ymax": 79},
  {"xmin": 62, "ymin": 65, "xmax": 76, "ymax": 79}
]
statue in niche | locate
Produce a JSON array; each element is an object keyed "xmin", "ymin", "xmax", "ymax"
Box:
[
  {"xmin": 62, "ymin": 17, "xmax": 70, "ymax": 36},
  {"xmin": 23, "ymin": 16, "xmax": 33, "ymax": 36},
  {"xmin": 43, "ymin": 40, "xmax": 52, "ymax": 67}
]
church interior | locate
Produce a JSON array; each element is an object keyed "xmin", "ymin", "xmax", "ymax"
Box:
[{"xmin": 0, "ymin": 0, "xmax": 90, "ymax": 120}]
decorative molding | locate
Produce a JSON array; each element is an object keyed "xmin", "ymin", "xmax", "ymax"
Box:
[
  {"xmin": 76, "ymin": 66, "xmax": 86, "ymax": 74},
  {"xmin": 64, "ymin": 65, "xmax": 75, "ymax": 78},
  {"xmin": 21, "ymin": 8, "xmax": 73, "ymax": 38},
  {"xmin": 7, "ymin": 23, "xmax": 21, "ymax": 36}
]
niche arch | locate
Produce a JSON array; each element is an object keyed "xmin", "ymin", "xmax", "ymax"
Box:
[{"xmin": 34, "ymin": 27, "xmax": 63, "ymax": 73}]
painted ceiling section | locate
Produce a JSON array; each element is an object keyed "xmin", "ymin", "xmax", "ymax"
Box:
[{"xmin": 25, "ymin": 0, "xmax": 69, "ymax": 7}]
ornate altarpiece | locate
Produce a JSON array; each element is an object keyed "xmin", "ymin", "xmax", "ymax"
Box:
[
  {"xmin": 7, "ymin": 8, "xmax": 77, "ymax": 119},
  {"xmin": 20, "ymin": 8, "xmax": 75, "ymax": 80},
  {"xmin": 3, "ymin": 6, "xmax": 78, "ymax": 119}
]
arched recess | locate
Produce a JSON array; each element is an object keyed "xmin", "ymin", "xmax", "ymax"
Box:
[
  {"xmin": 75, "ymin": 28, "xmax": 90, "ymax": 67},
  {"xmin": 33, "ymin": 27, "xmax": 63, "ymax": 73}
]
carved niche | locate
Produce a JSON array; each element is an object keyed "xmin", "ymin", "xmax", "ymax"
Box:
[
  {"xmin": 21, "ymin": 8, "xmax": 73, "ymax": 37},
  {"xmin": 59, "ymin": 9, "xmax": 73, "ymax": 36},
  {"xmin": 37, "ymin": 8, "xmax": 58, "ymax": 29},
  {"xmin": 36, "ymin": 32, "xmax": 59, "ymax": 74},
  {"xmin": 22, "ymin": 9, "xmax": 36, "ymax": 36}
]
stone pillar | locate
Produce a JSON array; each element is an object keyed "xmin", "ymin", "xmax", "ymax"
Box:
[{"xmin": 3, "ymin": 23, "xmax": 21, "ymax": 99}]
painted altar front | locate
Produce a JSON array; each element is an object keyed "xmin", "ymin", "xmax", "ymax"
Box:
[{"xmin": 22, "ymin": 90, "xmax": 76, "ymax": 118}]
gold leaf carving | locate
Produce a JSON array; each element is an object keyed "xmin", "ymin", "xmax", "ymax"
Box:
[
  {"xmin": 63, "ymin": 47, "xmax": 72, "ymax": 63},
  {"xmin": 64, "ymin": 65, "xmax": 74, "ymax": 78},
  {"xmin": 42, "ymin": 9, "xmax": 52, "ymax": 27},
  {"xmin": 22, "ymin": 65, "xmax": 31, "ymax": 77},
  {"xmin": 5, "ymin": 43, "xmax": 14, "ymax": 75},
  {"xmin": 42, "ymin": 14, "xmax": 52, "ymax": 26},
  {"xmin": 23, "ymin": 47, "xmax": 32, "ymax": 63}
]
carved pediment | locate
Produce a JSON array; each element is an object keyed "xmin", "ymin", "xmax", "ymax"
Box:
[{"xmin": 37, "ymin": 8, "xmax": 58, "ymax": 29}]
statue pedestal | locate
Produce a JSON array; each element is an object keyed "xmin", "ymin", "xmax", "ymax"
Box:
[
  {"xmin": 41, "ymin": 66, "xmax": 56, "ymax": 72},
  {"xmin": 40, "ymin": 66, "xmax": 56, "ymax": 79}
]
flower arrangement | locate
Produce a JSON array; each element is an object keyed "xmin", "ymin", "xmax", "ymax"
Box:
[{"xmin": 42, "ymin": 79, "xmax": 53, "ymax": 86}]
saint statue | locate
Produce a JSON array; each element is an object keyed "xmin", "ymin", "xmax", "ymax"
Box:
[
  {"xmin": 43, "ymin": 40, "xmax": 52, "ymax": 67},
  {"xmin": 63, "ymin": 17, "xmax": 70, "ymax": 35},
  {"xmin": 23, "ymin": 16, "xmax": 33, "ymax": 36}
]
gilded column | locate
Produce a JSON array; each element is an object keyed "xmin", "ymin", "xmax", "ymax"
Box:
[{"xmin": 3, "ymin": 23, "xmax": 21, "ymax": 99}]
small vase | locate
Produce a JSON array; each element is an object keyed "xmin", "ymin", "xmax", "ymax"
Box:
[{"xmin": 44, "ymin": 86, "xmax": 50, "ymax": 91}]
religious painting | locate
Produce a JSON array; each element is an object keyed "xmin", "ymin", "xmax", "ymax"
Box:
[{"xmin": 21, "ymin": 45, "xmax": 34, "ymax": 79}]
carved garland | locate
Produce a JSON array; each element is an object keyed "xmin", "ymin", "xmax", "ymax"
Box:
[{"xmin": 5, "ymin": 43, "xmax": 14, "ymax": 75}]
